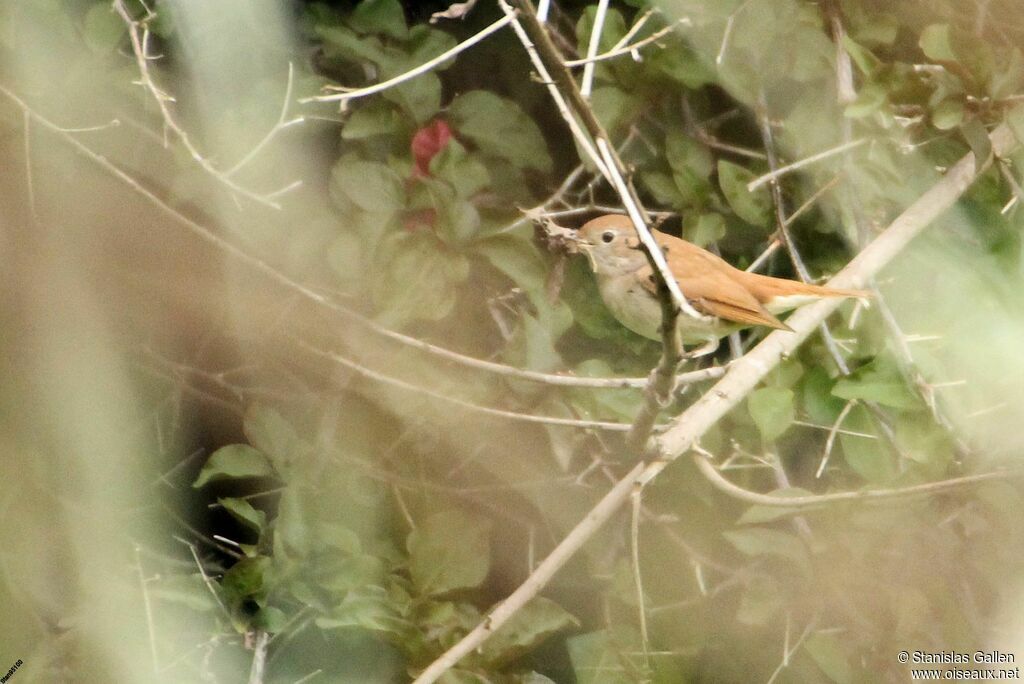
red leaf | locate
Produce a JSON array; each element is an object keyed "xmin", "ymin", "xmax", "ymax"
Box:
[{"xmin": 411, "ymin": 119, "xmax": 453, "ymax": 177}]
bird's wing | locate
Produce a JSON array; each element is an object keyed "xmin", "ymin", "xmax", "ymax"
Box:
[{"xmin": 638, "ymin": 238, "xmax": 790, "ymax": 330}]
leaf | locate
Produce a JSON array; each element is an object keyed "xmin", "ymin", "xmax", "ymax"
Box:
[
  {"xmin": 920, "ymin": 24, "xmax": 956, "ymax": 63},
  {"xmin": 193, "ymin": 445, "xmax": 277, "ymax": 488},
  {"xmin": 222, "ymin": 556, "xmax": 272, "ymax": 608},
  {"xmin": 839, "ymin": 405, "xmax": 895, "ymax": 483},
  {"xmin": 590, "ymin": 86, "xmax": 634, "ymax": 134},
  {"xmin": 480, "ymin": 597, "xmax": 579, "ymax": 666},
  {"xmin": 254, "ymin": 606, "xmax": 288, "ymax": 633},
  {"xmin": 718, "ymin": 160, "xmax": 770, "ymax": 226},
  {"xmin": 372, "ymin": 232, "xmax": 470, "ymax": 327},
  {"xmin": 683, "ymin": 213, "xmax": 726, "ymax": 248},
  {"xmin": 315, "ymin": 586, "xmax": 412, "ymax": 640},
  {"xmin": 83, "ymin": 3, "xmax": 125, "ymax": 53},
  {"xmin": 218, "ymin": 497, "xmax": 267, "ymax": 536},
  {"xmin": 342, "ymin": 103, "xmax": 401, "ymax": 139},
  {"xmin": 383, "ymin": 70, "xmax": 441, "ymax": 123},
  {"xmin": 407, "ymin": 509, "xmax": 490, "ymax": 595},
  {"xmin": 320, "ymin": 555, "xmax": 386, "ymax": 594},
  {"xmin": 568, "ymin": 628, "xmax": 638, "ymax": 684},
  {"xmin": 736, "ymin": 488, "xmax": 814, "ymax": 524},
  {"xmin": 931, "ymin": 98, "xmax": 964, "ymax": 131},
  {"xmin": 844, "ymin": 82, "xmax": 886, "ymax": 119},
  {"xmin": 449, "ymin": 91, "xmax": 553, "ymax": 174},
  {"xmin": 331, "ymin": 159, "xmax": 405, "ymax": 214},
  {"xmin": 348, "ymin": 0, "xmax": 407, "ymax": 39},
  {"xmin": 723, "ymin": 528, "xmax": 812, "ymax": 577},
  {"xmin": 429, "ymin": 140, "xmax": 489, "ymax": 198},
  {"xmin": 747, "ymin": 387, "xmax": 795, "ymax": 442},
  {"xmin": 804, "ymin": 632, "xmax": 853, "ymax": 684},
  {"xmin": 832, "ymin": 358, "xmax": 919, "ymax": 410}
]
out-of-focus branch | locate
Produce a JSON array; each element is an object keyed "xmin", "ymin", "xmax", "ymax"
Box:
[{"xmin": 113, "ymin": 0, "xmax": 301, "ymax": 208}]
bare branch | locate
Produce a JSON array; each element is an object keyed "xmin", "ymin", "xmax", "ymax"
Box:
[
  {"xmin": 746, "ymin": 138, "xmax": 867, "ymax": 192},
  {"xmin": 564, "ymin": 20, "xmax": 691, "ymax": 68},
  {"xmin": 306, "ymin": 15, "xmax": 512, "ymax": 104},
  {"xmin": 113, "ymin": 0, "xmax": 299, "ymax": 208},
  {"xmin": 579, "ymin": 0, "xmax": 610, "ymax": 98}
]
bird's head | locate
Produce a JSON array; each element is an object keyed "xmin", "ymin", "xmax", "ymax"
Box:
[{"xmin": 574, "ymin": 214, "xmax": 647, "ymax": 277}]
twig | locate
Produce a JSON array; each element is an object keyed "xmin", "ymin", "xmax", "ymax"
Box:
[
  {"xmin": 693, "ymin": 450, "xmax": 1024, "ymax": 507},
  {"xmin": 499, "ymin": 0, "xmax": 610, "ymax": 179},
  {"xmin": 579, "ymin": 0, "xmax": 610, "ymax": 98},
  {"xmin": 564, "ymin": 20, "xmax": 690, "ymax": 68},
  {"xmin": 247, "ymin": 631, "xmax": 269, "ymax": 684},
  {"xmin": 113, "ymin": 0, "xmax": 298, "ymax": 209},
  {"xmin": 746, "ymin": 139, "xmax": 867, "ymax": 192},
  {"xmin": 305, "ymin": 15, "xmax": 513, "ymax": 103},
  {"xmin": 411, "ymin": 122, "xmax": 1018, "ymax": 682},
  {"xmin": 135, "ymin": 544, "xmax": 160, "ymax": 674},
  {"xmin": 299, "ymin": 340, "xmax": 637, "ymax": 432}
]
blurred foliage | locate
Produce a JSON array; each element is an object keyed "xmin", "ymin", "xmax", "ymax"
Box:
[{"xmin": 5, "ymin": 0, "xmax": 1024, "ymax": 682}]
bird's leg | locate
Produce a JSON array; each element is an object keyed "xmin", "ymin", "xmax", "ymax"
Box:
[{"xmin": 682, "ymin": 336, "xmax": 720, "ymax": 359}]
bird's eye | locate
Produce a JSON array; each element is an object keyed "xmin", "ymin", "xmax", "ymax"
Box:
[{"xmin": 601, "ymin": 231, "xmax": 615, "ymax": 243}]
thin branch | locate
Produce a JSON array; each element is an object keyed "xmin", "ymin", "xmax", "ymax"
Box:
[
  {"xmin": 113, "ymin": 0, "xmax": 298, "ymax": 209},
  {"xmin": 693, "ymin": 450, "xmax": 1024, "ymax": 508},
  {"xmin": 134, "ymin": 544, "xmax": 160, "ymax": 674},
  {"xmin": 299, "ymin": 340, "xmax": 637, "ymax": 432},
  {"xmin": 305, "ymin": 15, "xmax": 513, "ymax": 103},
  {"xmin": 564, "ymin": 20, "xmax": 690, "ymax": 68},
  {"xmin": 499, "ymin": 0, "xmax": 610, "ymax": 179},
  {"xmin": 411, "ymin": 122, "xmax": 1019, "ymax": 682},
  {"xmin": 746, "ymin": 138, "xmax": 867, "ymax": 192},
  {"xmin": 579, "ymin": 0, "xmax": 610, "ymax": 98},
  {"xmin": 247, "ymin": 631, "xmax": 269, "ymax": 684},
  {"xmin": 815, "ymin": 400, "xmax": 856, "ymax": 477}
]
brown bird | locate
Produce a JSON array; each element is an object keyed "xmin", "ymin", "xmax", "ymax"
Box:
[{"xmin": 574, "ymin": 214, "xmax": 868, "ymax": 352}]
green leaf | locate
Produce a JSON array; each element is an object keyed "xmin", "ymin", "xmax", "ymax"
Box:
[
  {"xmin": 920, "ymin": 24, "xmax": 956, "ymax": 63},
  {"xmin": 429, "ymin": 140, "xmax": 490, "ymax": 198},
  {"xmin": 372, "ymin": 232, "xmax": 470, "ymax": 327},
  {"xmin": 931, "ymin": 98, "xmax": 964, "ymax": 131},
  {"xmin": 342, "ymin": 102, "xmax": 401, "ymax": 139},
  {"xmin": 568, "ymin": 628, "xmax": 638, "ymax": 684},
  {"xmin": 331, "ymin": 158, "xmax": 405, "ymax": 214},
  {"xmin": 844, "ymin": 82, "xmax": 886, "ymax": 118},
  {"xmin": 839, "ymin": 405, "xmax": 895, "ymax": 483},
  {"xmin": 407, "ymin": 509, "xmax": 490, "ymax": 595},
  {"xmin": 804, "ymin": 632, "xmax": 853, "ymax": 684},
  {"xmin": 320, "ymin": 555, "xmax": 386, "ymax": 594},
  {"xmin": 718, "ymin": 160, "xmax": 770, "ymax": 226},
  {"xmin": 222, "ymin": 556, "xmax": 272, "ymax": 607},
  {"xmin": 990, "ymin": 48, "xmax": 1024, "ymax": 100},
  {"xmin": 667, "ymin": 131, "xmax": 713, "ymax": 179},
  {"xmin": 254, "ymin": 606, "xmax": 288, "ymax": 633},
  {"xmin": 383, "ymin": 70, "xmax": 441, "ymax": 123},
  {"xmin": 747, "ymin": 387, "xmax": 795, "ymax": 442},
  {"xmin": 218, "ymin": 497, "xmax": 267, "ymax": 536},
  {"xmin": 348, "ymin": 0, "xmax": 407, "ymax": 39},
  {"xmin": 736, "ymin": 488, "xmax": 814, "ymax": 524},
  {"xmin": 591, "ymin": 86, "xmax": 634, "ymax": 134},
  {"xmin": 193, "ymin": 445, "xmax": 277, "ymax": 488},
  {"xmin": 832, "ymin": 358, "xmax": 919, "ymax": 410},
  {"xmin": 315, "ymin": 586, "xmax": 412, "ymax": 639},
  {"xmin": 83, "ymin": 3, "xmax": 125, "ymax": 53},
  {"xmin": 449, "ymin": 91, "xmax": 553, "ymax": 174},
  {"xmin": 683, "ymin": 213, "xmax": 726, "ymax": 248},
  {"xmin": 480, "ymin": 597, "xmax": 579, "ymax": 666},
  {"xmin": 406, "ymin": 24, "xmax": 458, "ymax": 70}
]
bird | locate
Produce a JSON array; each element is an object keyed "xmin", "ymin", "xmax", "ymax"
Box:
[{"xmin": 573, "ymin": 214, "xmax": 868, "ymax": 354}]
